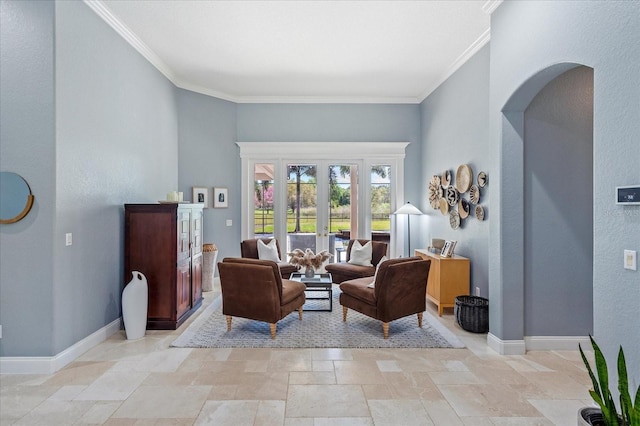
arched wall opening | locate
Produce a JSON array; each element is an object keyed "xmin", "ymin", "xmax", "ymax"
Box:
[{"xmin": 494, "ymin": 62, "xmax": 594, "ymax": 351}]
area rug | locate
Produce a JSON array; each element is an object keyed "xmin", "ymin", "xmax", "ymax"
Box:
[{"xmin": 171, "ymin": 287, "xmax": 464, "ymax": 349}]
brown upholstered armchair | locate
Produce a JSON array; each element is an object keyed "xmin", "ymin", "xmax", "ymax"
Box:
[
  {"xmin": 339, "ymin": 256, "xmax": 431, "ymax": 339},
  {"xmin": 325, "ymin": 239, "xmax": 388, "ymax": 283},
  {"xmin": 240, "ymin": 238, "xmax": 298, "ymax": 278},
  {"xmin": 217, "ymin": 257, "xmax": 306, "ymax": 339}
]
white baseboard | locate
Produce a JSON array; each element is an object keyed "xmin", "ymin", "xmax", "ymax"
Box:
[
  {"xmin": 488, "ymin": 333, "xmax": 591, "ymax": 354},
  {"xmin": 487, "ymin": 333, "xmax": 526, "ymax": 355},
  {"xmin": 0, "ymin": 318, "xmax": 121, "ymax": 375},
  {"xmin": 524, "ymin": 335, "xmax": 590, "ymax": 351}
]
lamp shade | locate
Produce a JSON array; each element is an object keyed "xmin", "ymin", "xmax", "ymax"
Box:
[{"xmin": 393, "ymin": 202, "xmax": 423, "ymax": 216}]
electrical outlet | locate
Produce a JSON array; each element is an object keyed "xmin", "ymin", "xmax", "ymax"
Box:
[
  {"xmin": 475, "ymin": 287, "xmax": 481, "ymax": 297},
  {"xmin": 65, "ymin": 233, "xmax": 73, "ymax": 246},
  {"xmin": 624, "ymin": 250, "xmax": 637, "ymax": 271}
]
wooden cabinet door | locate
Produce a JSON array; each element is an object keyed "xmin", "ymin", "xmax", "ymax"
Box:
[
  {"xmin": 427, "ymin": 258, "xmax": 440, "ymax": 300},
  {"xmin": 176, "ymin": 261, "xmax": 191, "ymax": 318},
  {"xmin": 191, "ymin": 209, "xmax": 203, "ymax": 256},
  {"xmin": 191, "ymin": 255, "xmax": 202, "ymax": 305},
  {"xmin": 177, "ymin": 210, "xmax": 190, "ymax": 264}
]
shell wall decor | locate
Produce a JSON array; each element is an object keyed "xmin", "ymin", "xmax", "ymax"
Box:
[{"xmin": 427, "ymin": 165, "xmax": 488, "ymax": 230}]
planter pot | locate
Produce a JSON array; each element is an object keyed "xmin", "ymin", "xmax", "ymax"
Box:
[
  {"xmin": 202, "ymin": 247, "xmax": 218, "ymax": 292},
  {"xmin": 122, "ymin": 271, "xmax": 148, "ymax": 340},
  {"xmin": 578, "ymin": 407, "xmax": 605, "ymax": 426}
]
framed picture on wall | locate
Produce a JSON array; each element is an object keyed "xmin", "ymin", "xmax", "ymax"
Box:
[
  {"xmin": 213, "ymin": 187, "xmax": 228, "ymax": 208},
  {"xmin": 192, "ymin": 187, "xmax": 208, "ymax": 208}
]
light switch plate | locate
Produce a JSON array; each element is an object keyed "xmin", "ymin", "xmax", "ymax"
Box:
[
  {"xmin": 226, "ymin": 219, "xmax": 232, "ymax": 227},
  {"xmin": 624, "ymin": 250, "xmax": 637, "ymax": 271},
  {"xmin": 65, "ymin": 233, "xmax": 73, "ymax": 246}
]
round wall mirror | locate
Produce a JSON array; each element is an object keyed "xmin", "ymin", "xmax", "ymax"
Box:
[{"xmin": 0, "ymin": 172, "xmax": 35, "ymax": 224}]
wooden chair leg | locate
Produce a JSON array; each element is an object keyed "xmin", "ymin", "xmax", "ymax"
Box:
[
  {"xmin": 298, "ymin": 306, "xmax": 303, "ymax": 320},
  {"xmin": 269, "ymin": 323, "xmax": 277, "ymax": 339},
  {"xmin": 342, "ymin": 306, "xmax": 348, "ymax": 322},
  {"xmin": 225, "ymin": 315, "xmax": 232, "ymax": 332},
  {"xmin": 418, "ymin": 312, "xmax": 423, "ymax": 328},
  {"xmin": 382, "ymin": 322, "xmax": 389, "ymax": 339}
]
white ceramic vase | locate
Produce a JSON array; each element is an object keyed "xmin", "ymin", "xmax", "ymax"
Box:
[{"xmin": 122, "ymin": 271, "xmax": 148, "ymax": 340}]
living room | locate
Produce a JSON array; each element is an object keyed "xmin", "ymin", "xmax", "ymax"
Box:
[{"xmin": 1, "ymin": 1, "xmax": 638, "ymax": 423}]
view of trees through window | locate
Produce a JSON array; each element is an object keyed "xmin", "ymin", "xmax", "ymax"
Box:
[{"xmin": 253, "ymin": 162, "xmax": 391, "ymax": 236}]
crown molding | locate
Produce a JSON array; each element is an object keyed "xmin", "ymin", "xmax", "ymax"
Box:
[
  {"xmin": 417, "ymin": 28, "xmax": 491, "ymax": 103},
  {"xmin": 174, "ymin": 80, "xmax": 421, "ymax": 104},
  {"xmin": 233, "ymin": 95, "xmax": 422, "ymax": 105},
  {"xmin": 482, "ymin": 0, "xmax": 504, "ymax": 15},
  {"xmin": 83, "ymin": 0, "xmax": 177, "ymax": 84}
]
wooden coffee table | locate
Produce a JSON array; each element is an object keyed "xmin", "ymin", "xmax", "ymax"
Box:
[{"xmin": 289, "ymin": 272, "xmax": 333, "ymax": 312}]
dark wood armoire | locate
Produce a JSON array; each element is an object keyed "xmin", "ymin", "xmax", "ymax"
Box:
[{"xmin": 124, "ymin": 203, "xmax": 204, "ymax": 329}]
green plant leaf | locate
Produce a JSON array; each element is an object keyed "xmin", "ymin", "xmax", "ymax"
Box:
[
  {"xmin": 590, "ymin": 336, "xmax": 612, "ymax": 405},
  {"xmin": 580, "ymin": 341, "xmax": 603, "ymax": 401},
  {"xmin": 618, "ymin": 347, "xmax": 632, "ymax": 425}
]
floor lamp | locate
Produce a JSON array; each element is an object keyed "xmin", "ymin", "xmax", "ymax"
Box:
[{"xmin": 393, "ymin": 202, "xmax": 423, "ymax": 257}]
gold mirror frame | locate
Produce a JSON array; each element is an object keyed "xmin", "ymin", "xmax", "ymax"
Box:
[{"xmin": 0, "ymin": 172, "xmax": 35, "ymax": 224}]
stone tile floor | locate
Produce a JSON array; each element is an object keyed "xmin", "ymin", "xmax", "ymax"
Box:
[{"xmin": 1, "ymin": 283, "xmax": 594, "ymax": 425}]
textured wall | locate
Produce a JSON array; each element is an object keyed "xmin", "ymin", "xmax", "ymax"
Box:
[
  {"xmin": 0, "ymin": 0, "xmax": 56, "ymax": 356},
  {"xmin": 420, "ymin": 45, "xmax": 490, "ymax": 297},
  {"xmin": 524, "ymin": 66, "xmax": 594, "ymax": 336},
  {"xmin": 237, "ymin": 103, "xmax": 423, "ymax": 220},
  {"xmin": 177, "ymin": 89, "xmax": 237, "ymax": 261},
  {"xmin": 0, "ymin": 0, "xmax": 180, "ymax": 356},
  {"xmin": 489, "ymin": 0, "xmax": 639, "ymax": 385},
  {"xmin": 52, "ymin": 1, "xmax": 179, "ymax": 354}
]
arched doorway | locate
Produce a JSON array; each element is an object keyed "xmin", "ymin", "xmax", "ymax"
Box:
[{"xmin": 491, "ymin": 63, "xmax": 594, "ymax": 353}]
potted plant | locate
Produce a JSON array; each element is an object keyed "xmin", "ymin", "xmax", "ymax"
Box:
[{"xmin": 578, "ymin": 335, "xmax": 640, "ymax": 425}]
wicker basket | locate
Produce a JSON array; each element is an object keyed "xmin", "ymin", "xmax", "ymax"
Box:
[{"xmin": 454, "ymin": 295, "xmax": 489, "ymax": 333}]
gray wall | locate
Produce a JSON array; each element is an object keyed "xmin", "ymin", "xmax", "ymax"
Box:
[
  {"xmin": 419, "ymin": 45, "xmax": 490, "ymax": 297},
  {"xmin": 0, "ymin": 0, "xmax": 56, "ymax": 356},
  {"xmin": 524, "ymin": 67, "xmax": 593, "ymax": 336},
  {"xmin": 237, "ymin": 103, "xmax": 423, "ymax": 204},
  {"xmin": 489, "ymin": 0, "xmax": 639, "ymax": 385},
  {"xmin": 523, "ymin": 66, "xmax": 594, "ymax": 336},
  {"xmin": 177, "ymin": 89, "xmax": 237, "ymax": 261},
  {"xmin": 175, "ymin": 103, "xmax": 422, "ymax": 261},
  {"xmin": 0, "ymin": 0, "xmax": 179, "ymax": 356}
]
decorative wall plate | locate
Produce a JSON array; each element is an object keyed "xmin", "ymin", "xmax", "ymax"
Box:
[
  {"xmin": 446, "ymin": 186, "xmax": 459, "ymax": 206},
  {"xmin": 455, "ymin": 164, "xmax": 473, "ymax": 193},
  {"xmin": 475, "ymin": 205, "xmax": 485, "ymax": 221},
  {"xmin": 439, "ymin": 198, "xmax": 449, "ymax": 215},
  {"xmin": 428, "ymin": 175, "xmax": 442, "ymax": 209},
  {"xmin": 478, "ymin": 171, "xmax": 487, "ymax": 187},
  {"xmin": 449, "ymin": 210, "xmax": 460, "ymax": 229},
  {"xmin": 469, "ymin": 184, "xmax": 480, "ymax": 204},
  {"xmin": 441, "ymin": 170, "xmax": 451, "ymax": 187},
  {"xmin": 458, "ymin": 198, "xmax": 470, "ymax": 219}
]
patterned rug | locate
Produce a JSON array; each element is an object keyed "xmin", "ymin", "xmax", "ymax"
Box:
[{"xmin": 171, "ymin": 287, "xmax": 464, "ymax": 349}]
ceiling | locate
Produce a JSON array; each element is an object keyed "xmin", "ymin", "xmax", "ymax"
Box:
[{"xmin": 89, "ymin": 1, "xmax": 500, "ymax": 104}]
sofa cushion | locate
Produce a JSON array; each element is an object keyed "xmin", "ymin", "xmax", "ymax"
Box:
[
  {"xmin": 281, "ymin": 279, "xmax": 306, "ymax": 304},
  {"xmin": 258, "ymin": 238, "xmax": 281, "ymax": 262},
  {"xmin": 348, "ymin": 240, "xmax": 373, "ymax": 266},
  {"xmin": 340, "ymin": 277, "xmax": 376, "ymax": 305}
]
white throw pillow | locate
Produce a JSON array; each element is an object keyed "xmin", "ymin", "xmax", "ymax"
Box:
[
  {"xmin": 257, "ymin": 239, "xmax": 281, "ymax": 262},
  {"xmin": 368, "ymin": 256, "xmax": 388, "ymax": 288},
  {"xmin": 348, "ymin": 240, "xmax": 373, "ymax": 267}
]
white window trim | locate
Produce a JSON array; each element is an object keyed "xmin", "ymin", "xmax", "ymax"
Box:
[{"xmin": 237, "ymin": 142, "xmax": 409, "ymax": 258}]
